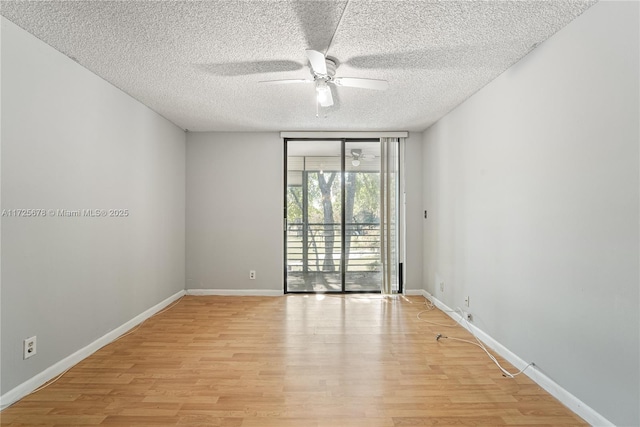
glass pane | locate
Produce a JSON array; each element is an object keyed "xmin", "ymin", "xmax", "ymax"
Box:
[
  {"xmin": 286, "ymin": 141, "xmax": 342, "ymax": 292},
  {"xmin": 345, "ymin": 142, "xmax": 381, "ymax": 292}
]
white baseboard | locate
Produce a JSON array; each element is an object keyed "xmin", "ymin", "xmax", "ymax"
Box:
[
  {"xmin": 403, "ymin": 289, "xmax": 425, "ymax": 296},
  {"xmin": 421, "ymin": 291, "xmax": 613, "ymax": 427},
  {"xmin": 0, "ymin": 290, "xmax": 185, "ymax": 411},
  {"xmin": 186, "ymin": 288, "xmax": 283, "ymax": 296}
]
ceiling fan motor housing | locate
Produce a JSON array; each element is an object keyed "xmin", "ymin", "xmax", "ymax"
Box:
[
  {"xmin": 325, "ymin": 58, "xmax": 338, "ymax": 77},
  {"xmin": 313, "ymin": 58, "xmax": 337, "ymax": 82}
]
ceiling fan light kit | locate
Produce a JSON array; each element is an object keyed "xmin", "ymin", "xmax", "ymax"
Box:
[
  {"xmin": 351, "ymin": 149, "xmax": 362, "ymax": 167},
  {"xmin": 315, "ymin": 80, "xmax": 332, "ymax": 107}
]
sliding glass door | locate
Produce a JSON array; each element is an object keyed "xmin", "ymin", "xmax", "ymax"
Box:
[
  {"xmin": 284, "ymin": 139, "xmax": 398, "ymax": 293},
  {"xmin": 285, "ymin": 140, "xmax": 343, "ymax": 292}
]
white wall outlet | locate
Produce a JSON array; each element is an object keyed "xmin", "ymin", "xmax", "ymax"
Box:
[
  {"xmin": 249, "ymin": 270, "xmax": 256, "ymax": 280},
  {"xmin": 464, "ymin": 296, "xmax": 470, "ymax": 307},
  {"xmin": 23, "ymin": 336, "xmax": 36, "ymax": 359}
]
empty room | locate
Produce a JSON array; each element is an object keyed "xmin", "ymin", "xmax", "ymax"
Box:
[{"xmin": 1, "ymin": 1, "xmax": 638, "ymax": 426}]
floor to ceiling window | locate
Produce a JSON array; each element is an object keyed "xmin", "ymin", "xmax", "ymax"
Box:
[{"xmin": 284, "ymin": 138, "xmax": 400, "ymax": 293}]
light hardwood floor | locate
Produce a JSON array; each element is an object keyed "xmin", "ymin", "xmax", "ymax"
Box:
[{"xmin": 1, "ymin": 295, "xmax": 587, "ymax": 426}]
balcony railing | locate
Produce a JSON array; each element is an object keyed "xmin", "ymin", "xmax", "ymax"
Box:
[{"xmin": 286, "ymin": 222, "xmax": 380, "ymax": 273}]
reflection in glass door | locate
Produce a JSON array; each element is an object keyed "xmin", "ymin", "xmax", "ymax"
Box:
[
  {"xmin": 344, "ymin": 141, "xmax": 381, "ymax": 291},
  {"xmin": 285, "ymin": 139, "xmax": 389, "ymax": 293}
]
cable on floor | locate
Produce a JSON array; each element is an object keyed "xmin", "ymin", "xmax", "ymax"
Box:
[
  {"xmin": 416, "ymin": 310, "xmax": 459, "ymax": 327},
  {"xmin": 411, "ymin": 295, "xmax": 458, "ymax": 327},
  {"xmin": 436, "ymin": 307, "xmax": 534, "ymax": 378}
]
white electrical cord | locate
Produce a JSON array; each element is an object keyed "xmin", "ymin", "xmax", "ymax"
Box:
[
  {"xmin": 408, "ymin": 296, "xmax": 534, "ymax": 378},
  {"xmin": 415, "ymin": 297, "xmax": 459, "ymax": 327},
  {"xmin": 436, "ymin": 306, "xmax": 534, "ymax": 378},
  {"xmin": 416, "ymin": 311, "xmax": 458, "ymax": 327}
]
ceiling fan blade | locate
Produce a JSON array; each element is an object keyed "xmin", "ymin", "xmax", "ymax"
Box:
[
  {"xmin": 258, "ymin": 79, "xmax": 312, "ymax": 85},
  {"xmin": 333, "ymin": 77, "xmax": 388, "ymax": 91},
  {"xmin": 306, "ymin": 49, "xmax": 327, "ymax": 75}
]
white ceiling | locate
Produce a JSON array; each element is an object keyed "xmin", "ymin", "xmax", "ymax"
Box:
[{"xmin": 0, "ymin": 0, "xmax": 596, "ymax": 132}]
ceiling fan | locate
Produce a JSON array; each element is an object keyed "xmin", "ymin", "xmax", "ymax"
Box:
[{"xmin": 259, "ymin": 49, "xmax": 388, "ymax": 108}]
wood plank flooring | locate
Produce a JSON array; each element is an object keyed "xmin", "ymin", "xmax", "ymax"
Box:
[{"xmin": 0, "ymin": 295, "xmax": 587, "ymax": 426}]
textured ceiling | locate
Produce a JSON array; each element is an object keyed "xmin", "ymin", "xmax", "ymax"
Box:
[{"xmin": 0, "ymin": 0, "xmax": 596, "ymax": 132}]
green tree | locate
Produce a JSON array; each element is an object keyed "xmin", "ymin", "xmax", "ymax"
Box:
[{"xmin": 287, "ymin": 170, "xmax": 380, "ymax": 274}]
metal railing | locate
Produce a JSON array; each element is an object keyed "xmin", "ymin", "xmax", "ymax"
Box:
[{"xmin": 286, "ymin": 222, "xmax": 381, "ymax": 273}]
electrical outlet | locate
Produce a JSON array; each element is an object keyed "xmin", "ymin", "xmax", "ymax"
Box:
[
  {"xmin": 249, "ymin": 270, "xmax": 256, "ymax": 280},
  {"xmin": 23, "ymin": 336, "xmax": 36, "ymax": 359},
  {"xmin": 464, "ymin": 296, "xmax": 470, "ymax": 307},
  {"xmin": 440, "ymin": 281, "xmax": 444, "ymax": 292}
]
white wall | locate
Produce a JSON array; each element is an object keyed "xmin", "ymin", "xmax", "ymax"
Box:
[
  {"xmin": 1, "ymin": 18, "xmax": 186, "ymax": 394},
  {"xmin": 186, "ymin": 132, "xmax": 283, "ymax": 292},
  {"xmin": 422, "ymin": 2, "xmax": 639, "ymax": 425}
]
